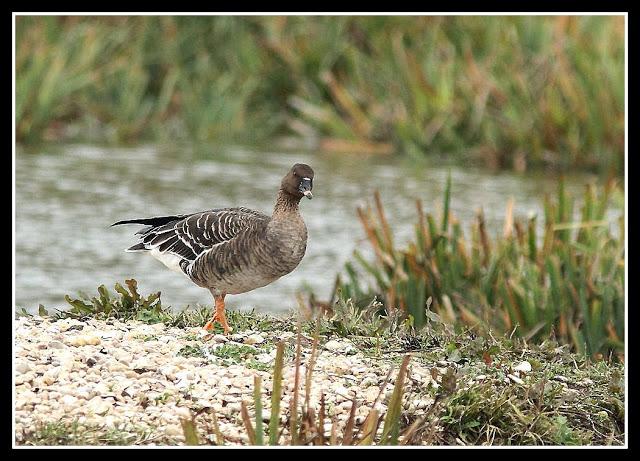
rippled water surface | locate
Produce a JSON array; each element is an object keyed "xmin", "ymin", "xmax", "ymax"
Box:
[{"xmin": 15, "ymin": 143, "xmax": 602, "ymax": 314}]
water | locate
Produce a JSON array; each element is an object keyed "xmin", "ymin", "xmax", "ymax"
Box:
[{"xmin": 15, "ymin": 143, "xmax": 603, "ymax": 314}]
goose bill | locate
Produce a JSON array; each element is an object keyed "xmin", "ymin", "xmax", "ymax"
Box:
[{"xmin": 299, "ymin": 177, "xmax": 313, "ymax": 199}]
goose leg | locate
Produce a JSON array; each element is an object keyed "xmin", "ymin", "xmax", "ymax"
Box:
[{"xmin": 204, "ymin": 293, "xmax": 231, "ymax": 335}]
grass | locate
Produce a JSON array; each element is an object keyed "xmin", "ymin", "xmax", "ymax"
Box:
[
  {"xmin": 336, "ymin": 176, "xmax": 625, "ymax": 360},
  {"xmin": 20, "ymin": 420, "xmax": 159, "ymax": 446},
  {"xmin": 16, "ymin": 16, "xmax": 624, "ymax": 174}
]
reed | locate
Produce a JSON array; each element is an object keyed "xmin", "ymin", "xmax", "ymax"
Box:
[{"xmin": 336, "ymin": 177, "xmax": 625, "ymax": 359}]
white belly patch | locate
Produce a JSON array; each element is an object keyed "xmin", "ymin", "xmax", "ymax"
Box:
[{"xmin": 149, "ymin": 248, "xmax": 185, "ymax": 274}]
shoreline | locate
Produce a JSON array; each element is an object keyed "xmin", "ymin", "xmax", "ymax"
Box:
[{"xmin": 14, "ymin": 313, "xmax": 624, "ymax": 446}]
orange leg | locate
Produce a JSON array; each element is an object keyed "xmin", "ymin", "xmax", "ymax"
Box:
[{"xmin": 204, "ymin": 293, "xmax": 231, "ymax": 335}]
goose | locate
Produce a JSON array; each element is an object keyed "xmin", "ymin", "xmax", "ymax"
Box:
[{"xmin": 112, "ymin": 163, "xmax": 314, "ymax": 334}]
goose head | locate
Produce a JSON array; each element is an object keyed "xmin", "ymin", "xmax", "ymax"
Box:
[{"xmin": 281, "ymin": 163, "xmax": 314, "ymax": 200}]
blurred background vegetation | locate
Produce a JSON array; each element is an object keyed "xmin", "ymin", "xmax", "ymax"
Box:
[{"xmin": 16, "ymin": 15, "xmax": 624, "ymax": 174}]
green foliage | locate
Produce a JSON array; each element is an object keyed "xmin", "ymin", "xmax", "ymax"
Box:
[
  {"xmin": 62, "ymin": 279, "xmax": 172, "ymax": 323},
  {"xmin": 337, "ymin": 178, "xmax": 625, "ymax": 359},
  {"xmin": 22, "ymin": 420, "xmax": 155, "ymax": 445},
  {"xmin": 15, "ymin": 16, "xmax": 624, "ymax": 173},
  {"xmin": 318, "ymin": 296, "xmax": 388, "ymax": 338},
  {"xmin": 177, "ymin": 345, "xmax": 204, "ymax": 358}
]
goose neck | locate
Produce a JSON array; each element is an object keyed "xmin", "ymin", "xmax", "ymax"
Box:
[{"xmin": 272, "ymin": 189, "xmax": 301, "ymax": 217}]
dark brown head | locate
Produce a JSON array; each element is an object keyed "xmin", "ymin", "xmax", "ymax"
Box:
[{"xmin": 281, "ymin": 163, "xmax": 314, "ymax": 200}]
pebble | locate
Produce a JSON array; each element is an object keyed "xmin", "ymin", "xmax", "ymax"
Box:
[
  {"xmin": 61, "ymin": 395, "xmax": 78, "ymax": 406},
  {"xmin": 513, "ymin": 361, "xmax": 532, "ymax": 373},
  {"xmin": 48, "ymin": 341, "xmax": 66, "ymax": 350},
  {"xmin": 87, "ymin": 397, "xmax": 112, "ymax": 415},
  {"xmin": 507, "ymin": 374, "xmax": 524, "ymax": 385},
  {"xmin": 244, "ymin": 334, "xmax": 265, "ymax": 345},
  {"xmin": 561, "ymin": 388, "xmax": 580, "ymax": 402},
  {"xmin": 577, "ymin": 378, "xmax": 594, "ymax": 387},
  {"xmin": 364, "ymin": 386, "xmax": 380, "ymax": 403},
  {"xmin": 67, "ymin": 335, "xmax": 101, "ymax": 347},
  {"xmin": 15, "ymin": 362, "xmax": 32, "ymax": 374},
  {"xmin": 324, "ymin": 339, "xmax": 349, "ymax": 352}
]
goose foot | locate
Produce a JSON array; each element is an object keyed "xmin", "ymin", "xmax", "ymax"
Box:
[{"xmin": 203, "ymin": 293, "xmax": 231, "ymax": 335}]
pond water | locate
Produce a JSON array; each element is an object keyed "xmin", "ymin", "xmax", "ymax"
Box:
[{"xmin": 15, "ymin": 143, "xmax": 605, "ymax": 315}]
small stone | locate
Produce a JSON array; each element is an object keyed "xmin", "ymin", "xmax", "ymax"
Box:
[
  {"xmin": 75, "ymin": 387, "xmax": 92, "ymax": 400},
  {"xmin": 339, "ymin": 400, "xmax": 354, "ymax": 410},
  {"xmin": 324, "ymin": 340, "xmax": 344, "ymax": 351},
  {"xmin": 577, "ymin": 378, "xmax": 594, "ymax": 387},
  {"xmin": 67, "ymin": 336, "xmax": 86, "ymax": 347},
  {"xmin": 213, "ymin": 334, "xmax": 229, "ymax": 343},
  {"xmin": 104, "ymin": 415, "xmax": 117, "ymax": 428},
  {"xmin": 552, "ymin": 375, "xmax": 570, "ymax": 383},
  {"xmin": 562, "ymin": 388, "xmax": 580, "ymax": 402},
  {"xmin": 61, "ymin": 395, "xmax": 78, "ymax": 406},
  {"xmin": 67, "ymin": 335, "xmax": 101, "ymax": 347},
  {"xmin": 87, "ymin": 397, "xmax": 111, "ymax": 415},
  {"xmin": 174, "ymin": 406, "xmax": 191, "ymax": 419},
  {"xmin": 175, "ymin": 371, "xmax": 195, "ymax": 382},
  {"xmin": 227, "ymin": 402, "xmax": 242, "ymax": 412},
  {"xmin": 112, "ymin": 350, "xmax": 133, "ymax": 366},
  {"xmin": 334, "ymin": 386, "xmax": 354, "ymax": 401},
  {"xmin": 85, "ymin": 336, "xmax": 99, "ymax": 346},
  {"xmin": 15, "ymin": 362, "xmax": 32, "ymax": 374},
  {"xmin": 514, "ymin": 361, "xmax": 532, "ymax": 373},
  {"xmin": 255, "ymin": 352, "xmax": 275, "ymax": 364},
  {"xmin": 159, "ymin": 365, "xmax": 179, "ymax": 380},
  {"xmin": 324, "ymin": 339, "xmax": 356, "ymax": 355},
  {"xmin": 244, "ymin": 334, "xmax": 265, "ymax": 345},
  {"xmin": 507, "ymin": 374, "xmax": 524, "ymax": 385},
  {"xmin": 164, "ymin": 424, "xmax": 183, "ymax": 437},
  {"xmin": 59, "ymin": 358, "xmax": 75, "ymax": 371},
  {"xmin": 43, "ymin": 368, "xmax": 61, "ymax": 385},
  {"xmin": 364, "ymin": 386, "xmax": 380, "ymax": 403},
  {"xmin": 48, "ymin": 341, "xmax": 66, "ymax": 350},
  {"xmin": 360, "ymin": 377, "xmax": 377, "ymax": 388},
  {"xmin": 131, "ymin": 358, "xmax": 155, "ymax": 371}
]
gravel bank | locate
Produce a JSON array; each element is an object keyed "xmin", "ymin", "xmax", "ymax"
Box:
[
  {"xmin": 14, "ymin": 316, "xmax": 437, "ymax": 445},
  {"xmin": 14, "ymin": 315, "xmax": 624, "ymax": 446}
]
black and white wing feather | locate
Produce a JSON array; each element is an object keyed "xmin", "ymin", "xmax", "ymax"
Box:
[{"xmin": 113, "ymin": 207, "xmax": 268, "ymax": 272}]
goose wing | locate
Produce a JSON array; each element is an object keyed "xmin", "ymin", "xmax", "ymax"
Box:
[{"xmin": 118, "ymin": 207, "xmax": 268, "ymax": 268}]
